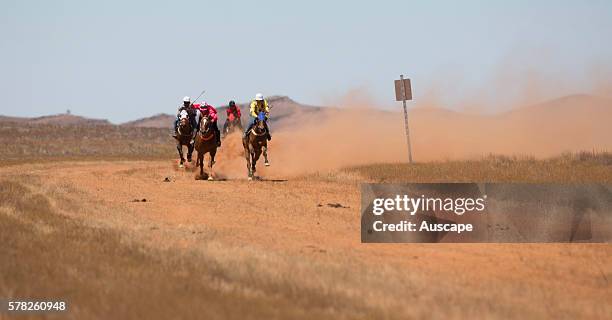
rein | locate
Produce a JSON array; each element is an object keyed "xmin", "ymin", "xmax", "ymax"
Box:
[
  {"xmin": 249, "ymin": 128, "xmax": 267, "ymax": 137},
  {"xmin": 200, "ymin": 132, "xmax": 215, "ymax": 141},
  {"xmin": 249, "ymin": 121, "xmax": 267, "ymax": 137}
]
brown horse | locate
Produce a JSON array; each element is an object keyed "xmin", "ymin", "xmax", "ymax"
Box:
[
  {"xmin": 175, "ymin": 111, "xmax": 194, "ymax": 168},
  {"xmin": 243, "ymin": 117, "xmax": 270, "ymax": 180},
  {"xmin": 194, "ymin": 115, "xmax": 218, "ymax": 180}
]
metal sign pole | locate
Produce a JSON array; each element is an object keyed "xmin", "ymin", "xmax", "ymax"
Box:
[{"xmin": 399, "ymin": 75, "xmax": 413, "ymax": 163}]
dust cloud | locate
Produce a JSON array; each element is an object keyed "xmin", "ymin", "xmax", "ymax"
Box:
[{"xmin": 212, "ymin": 79, "xmax": 612, "ymax": 178}]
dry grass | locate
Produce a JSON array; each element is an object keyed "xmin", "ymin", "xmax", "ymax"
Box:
[
  {"xmin": 0, "ymin": 123, "xmax": 174, "ymax": 164},
  {"xmin": 0, "ymin": 178, "xmax": 392, "ymax": 319},
  {"xmin": 345, "ymin": 152, "xmax": 612, "ymax": 183}
]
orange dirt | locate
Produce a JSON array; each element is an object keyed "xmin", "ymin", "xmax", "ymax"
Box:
[{"xmin": 2, "ymin": 160, "xmax": 610, "ymax": 318}]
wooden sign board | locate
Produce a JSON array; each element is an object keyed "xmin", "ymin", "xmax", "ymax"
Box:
[{"xmin": 394, "ymin": 78, "xmax": 412, "ymax": 101}]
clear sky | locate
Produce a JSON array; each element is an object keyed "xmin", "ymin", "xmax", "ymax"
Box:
[{"xmin": 1, "ymin": 0, "xmax": 611, "ymax": 122}]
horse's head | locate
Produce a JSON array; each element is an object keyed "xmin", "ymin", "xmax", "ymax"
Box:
[
  {"xmin": 199, "ymin": 115, "xmax": 212, "ymax": 134},
  {"xmin": 178, "ymin": 110, "xmax": 190, "ymax": 130}
]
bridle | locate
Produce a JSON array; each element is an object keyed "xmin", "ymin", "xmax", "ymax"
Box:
[{"xmin": 199, "ymin": 116, "xmax": 215, "ymax": 141}]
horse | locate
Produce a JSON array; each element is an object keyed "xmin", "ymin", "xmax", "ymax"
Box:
[
  {"xmin": 243, "ymin": 112, "xmax": 270, "ymax": 180},
  {"xmin": 174, "ymin": 110, "xmax": 194, "ymax": 168},
  {"xmin": 193, "ymin": 115, "xmax": 218, "ymax": 180}
]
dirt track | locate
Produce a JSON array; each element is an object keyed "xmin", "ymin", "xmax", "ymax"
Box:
[{"xmin": 2, "ymin": 160, "xmax": 611, "ymax": 319}]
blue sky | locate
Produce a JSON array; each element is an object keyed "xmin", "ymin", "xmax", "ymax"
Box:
[{"xmin": 1, "ymin": 0, "xmax": 611, "ymax": 122}]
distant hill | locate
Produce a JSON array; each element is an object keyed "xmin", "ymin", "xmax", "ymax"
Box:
[
  {"xmin": 0, "ymin": 113, "xmax": 111, "ymax": 126},
  {"xmin": 121, "ymin": 113, "xmax": 174, "ymax": 128},
  {"xmin": 0, "ymin": 115, "xmax": 28, "ymax": 123}
]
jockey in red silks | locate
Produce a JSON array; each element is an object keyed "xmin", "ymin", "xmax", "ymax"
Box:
[
  {"xmin": 194, "ymin": 102, "xmax": 221, "ymax": 147},
  {"xmin": 223, "ymin": 100, "xmax": 242, "ymax": 133},
  {"xmin": 226, "ymin": 100, "xmax": 241, "ymax": 118}
]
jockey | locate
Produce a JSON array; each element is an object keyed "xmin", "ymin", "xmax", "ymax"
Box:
[
  {"xmin": 243, "ymin": 93, "xmax": 271, "ymax": 141},
  {"xmin": 195, "ymin": 101, "xmax": 222, "ymax": 147},
  {"xmin": 173, "ymin": 96, "xmax": 198, "ymax": 138},
  {"xmin": 223, "ymin": 100, "xmax": 242, "ymax": 132}
]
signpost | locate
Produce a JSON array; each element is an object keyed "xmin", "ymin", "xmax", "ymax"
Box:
[{"xmin": 395, "ymin": 75, "xmax": 413, "ymax": 163}]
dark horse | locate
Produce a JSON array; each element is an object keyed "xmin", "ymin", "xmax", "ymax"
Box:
[
  {"xmin": 174, "ymin": 110, "xmax": 194, "ymax": 168},
  {"xmin": 243, "ymin": 112, "xmax": 270, "ymax": 180},
  {"xmin": 194, "ymin": 115, "xmax": 218, "ymax": 180}
]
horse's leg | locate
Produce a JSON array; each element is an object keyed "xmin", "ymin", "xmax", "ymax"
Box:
[
  {"xmin": 187, "ymin": 143, "xmax": 194, "ymax": 162},
  {"xmin": 177, "ymin": 143, "xmax": 185, "ymax": 167},
  {"xmin": 208, "ymin": 149, "xmax": 216, "ymax": 181},
  {"xmin": 263, "ymin": 145, "xmax": 270, "ymax": 166},
  {"xmin": 249, "ymin": 151, "xmax": 256, "ymax": 180},
  {"xmin": 252, "ymin": 149, "xmax": 261, "ymax": 178},
  {"xmin": 198, "ymin": 151, "xmax": 204, "ymax": 179},
  {"xmin": 244, "ymin": 143, "xmax": 253, "ymax": 179}
]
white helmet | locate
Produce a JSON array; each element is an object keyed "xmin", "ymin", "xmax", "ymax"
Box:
[
  {"xmin": 183, "ymin": 96, "xmax": 191, "ymax": 102},
  {"xmin": 255, "ymin": 93, "xmax": 264, "ymax": 101}
]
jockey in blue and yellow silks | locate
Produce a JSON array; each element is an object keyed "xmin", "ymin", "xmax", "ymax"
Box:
[{"xmin": 243, "ymin": 93, "xmax": 271, "ymax": 141}]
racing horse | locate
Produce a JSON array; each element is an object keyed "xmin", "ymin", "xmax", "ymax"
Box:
[
  {"xmin": 174, "ymin": 110, "xmax": 194, "ymax": 168},
  {"xmin": 243, "ymin": 112, "xmax": 270, "ymax": 180},
  {"xmin": 194, "ymin": 114, "xmax": 218, "ymax": 180}
]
